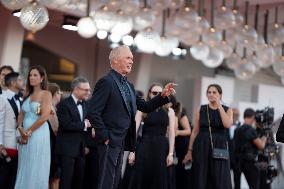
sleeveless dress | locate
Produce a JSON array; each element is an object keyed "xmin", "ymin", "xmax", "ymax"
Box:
[
  {"xmin": 192, "ymin": 105, "xmax": 232, "ymax": 189},
  {"xmin": 175, "ymin": 108, "xmax": 191, "ymax": 189},
  {"xmin": 128, "ymin": 108, "xmax": 169, "ymax": 189},
  {"xmin": 14, "ymin": 97, "xmax": 51, "ymax": 189}
]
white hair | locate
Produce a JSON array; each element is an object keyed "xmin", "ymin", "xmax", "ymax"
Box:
[{"xmin": 109, "ymin": 45, "xmax": 130, "ymax": 64}]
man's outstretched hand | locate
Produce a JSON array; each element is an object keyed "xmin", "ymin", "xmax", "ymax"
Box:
[{"xmin": 161, "ymin": 83, "xmax": 177, "ymax": 97}]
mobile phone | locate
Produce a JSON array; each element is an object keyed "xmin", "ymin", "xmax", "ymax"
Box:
[{"xmin": 184, "ymin": 160, "xmax": 192, "ymax": 170}]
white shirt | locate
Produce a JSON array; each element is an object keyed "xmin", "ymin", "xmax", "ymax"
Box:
[
  {"xmin": 71, "ymin": 94, "xmax": 88, "ymax": 131},
  {"xmin": 71, "ymin": 94, "xmax": 83, "ymax": 121},
  {"xmin": 229, "ymin": 121, "xmax": 240, "ymax": 139}
]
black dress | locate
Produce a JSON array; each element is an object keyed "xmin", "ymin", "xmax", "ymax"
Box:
[
  {"xmin": 129, "ymin": 108, "xmax": 169, "ymax": 189},
  {"xmin": 192, "ymin": 105, "xmax": 232, "ymax": 189},
  {"xmin": 175, "ymin": 109, "xmax": 191, "ymax": 189},
  {"xmin": 48, "ymin": 121, "xmax": 60, "ymax": 179}
]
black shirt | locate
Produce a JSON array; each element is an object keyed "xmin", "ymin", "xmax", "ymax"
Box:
[
  {"xmin": 234, "ymin": 124, "xmax": 258, "ymax": 159},
  {"xmin": 111, "ymin": 69, "xmax": 134, "ymax": 115}
]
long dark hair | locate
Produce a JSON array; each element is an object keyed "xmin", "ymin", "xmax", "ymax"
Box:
[
  {"xmin": 146, "ymin": 83, "xmax": 163, "ymax": 101},
  {"xmin": 206, "ymin": 84, "xmax": 222, "ymax": 95},
  {"xmin": 143, "ymin": 83, "xmax": 164, "ymax": 119},
  {"xmin": 25, "ymin": 65, "xmax": 48, "ymax": 97}
]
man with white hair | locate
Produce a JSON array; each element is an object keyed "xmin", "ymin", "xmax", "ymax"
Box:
[{"xmin": 87, "ymin": 45, "xmax": 176, "ymax": 189}]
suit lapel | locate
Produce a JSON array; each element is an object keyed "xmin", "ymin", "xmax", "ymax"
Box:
[
  {"xmin": 110, "ymin": 72, "xmax": 131, "ymax": 116},
  {"xmin": 8, "ymin": 98, "xmax": 19, "ymax": 119},
  {"xmin": 126, "ymin": 82, "xmax": 137, "ymax": 117},
  {"xmin": 67, "ymin": 96, "xmax": 82, "ymax": 121},
  {"xmin": 82, "ymin": 102, "xmax": 87, "ymax": 120}
]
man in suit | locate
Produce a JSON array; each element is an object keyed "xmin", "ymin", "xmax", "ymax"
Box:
[
  {"xmin": 0, "ymin": 72, "xmax": 24, "ymax": 189},
  {"xmin": 56, "ymin": 76, "xmax": 92, "ymax": 189},
  {"xmin": 87, "ymin": 45, "xmax": 176, "ymax": 189},
  {"xmin": 0, "ymin": 65, "xmax": 14, "ymax": 95}
]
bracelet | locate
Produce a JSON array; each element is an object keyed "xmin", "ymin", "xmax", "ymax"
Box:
[
  {"xmin": 188, "ymin": 148, "xmax": 193, "ymax": 152},
  {"xmin": 26, "ymin": 130, "xmax": 33, "ymax": 137},
  {"xmin": 168, "ymin": 152, "xmax": 174, "ymax": 156}
]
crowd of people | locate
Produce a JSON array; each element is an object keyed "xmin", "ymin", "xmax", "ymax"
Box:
[{"xmin": 0, "ymin": 45, "xmax": 282, "ymax": 189}]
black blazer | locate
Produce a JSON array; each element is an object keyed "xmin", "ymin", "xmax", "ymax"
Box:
[
  {"xmin": 56, "ymin": 96, "xmax": 87, "ymax": 157},
  {"xmin": 276, "ymin": 114, "xmax": 284, "ymax": 143},
  {"xmin": 87, "ymin": 70, "xmax": 169, "ymax": 151}
]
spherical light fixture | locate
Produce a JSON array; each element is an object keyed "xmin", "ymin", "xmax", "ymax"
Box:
[
  {"xmin": 134, "ymin": 27, "xmax": 160, "ymax": 53},
  {"xmin": 202, "ymin": 48, "xmax": 224, "ymax": 68},
  {"xmin": 97, "ymin": 30, "xmax": 108, "ymax": 39},
  {"xmin": 77, "ymin": 17, "xmax": 97, "ymax": 38},
  {"xmin": 1, "ymin": 0, "xmax": 29, "ymax": 10},
  {"xmin": 122, "ymin": 35, "xmax": 134, "ymax": 46},
  {"xmin": 190, "ymin": 41, "xmax": 210, "ymax": 61},
  {"xmin": 20, "ymin": 3, "xmax": 49, "ymax": 32}
]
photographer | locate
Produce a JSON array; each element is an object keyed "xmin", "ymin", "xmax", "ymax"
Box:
[{"xmin": 234, "ymin": 108, "xmax": 267, "ymax": 189}]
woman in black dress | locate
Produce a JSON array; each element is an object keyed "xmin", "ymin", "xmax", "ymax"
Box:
[
  {"xmin": 172, "ymin": 101, "xmax": 191, "ymax": 189},
  {"xmin": 183, "ymin": 84, "xmax": 233, "ymax": 189},
  {"xmin": 128, "ymin": 83, "xmax": 176, "ymax": 189},
  {"xmin": 47, "ymin": 83, "xmax": 62, "ymax": 189}
]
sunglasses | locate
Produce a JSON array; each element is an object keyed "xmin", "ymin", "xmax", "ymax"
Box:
[{"xmin": 151, "ymin": 91, "xmax": 161, "ymax": 95}]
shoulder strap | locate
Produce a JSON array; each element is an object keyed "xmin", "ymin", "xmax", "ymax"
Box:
[
  {"xmin": 206, "ymin": 104, "xmax": 228, "ymax": 150},
  {"xmin": 206, "ymin": 105, "xmax": 214, "ymax": 150}
]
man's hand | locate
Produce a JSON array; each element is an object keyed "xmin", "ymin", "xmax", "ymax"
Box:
[
  {"xmin": 161, "ymin": 83, "xmax": 177, "ymax": 97},
  {"xmin": 128, "ymin": 152, "xmax": 135, "ymax": 166},
  {"xmin": 104, "ymin": 140, "xmax": 109, "ymax": 145},
  {"xmin": 85, "ymin": 119, "xmax": 91, "ymax": 128},
  {"xmin": 91, "ymin": 128, "xmax": 96, "ymax": 138},
  {"xmin": 84, "ymin": 147, "xmax": 90, "ymax": 155}
]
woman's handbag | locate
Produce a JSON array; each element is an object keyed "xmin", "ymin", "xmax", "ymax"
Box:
[{"xmin": 207, "ymin": 105, "xmax": 229, "ymax": 160}]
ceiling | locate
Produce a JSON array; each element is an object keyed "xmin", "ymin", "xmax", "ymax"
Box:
[{"xmin": 45, "ymin": 0, "xmax": 284, "ymax": 34}]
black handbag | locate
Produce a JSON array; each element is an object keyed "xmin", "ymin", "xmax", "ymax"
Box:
[{"xmin": 207, "ymin": 105, "xmax": 229, "ymax": 160}]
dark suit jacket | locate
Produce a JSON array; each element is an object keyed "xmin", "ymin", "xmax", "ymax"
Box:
[
  {"xmin": 87, "ymin": 70, "xmax": 169, "ymax": 151},
  {"xmin": 56, "ymin": 96, "xmax": 87, "ymax": 157},
  {"xmin": 276, "ymin": 114, "xmax": 284, "ymax": 143}
]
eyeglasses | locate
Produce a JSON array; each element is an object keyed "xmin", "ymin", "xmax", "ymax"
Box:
[
  {"xmin": 151, "ymin": 91, "xmax": 161, "ymax": 96},
  {"xmin": 56, "ymin": 91, "xmax": 63, "ymax": 95},
  {"xmin": 77, "ymin": 87, "xmax": 91, "ymax": 92}
]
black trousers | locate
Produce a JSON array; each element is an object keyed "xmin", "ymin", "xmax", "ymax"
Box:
[
  {"xmin": 96, "ymin": 144, "xmax": 124, "ymax": 189},
  {"xmin": 59, "ymin": 155, "xmax": 85, "ymax": 189},
  {"xmin": 84, "ymin": 147, "xmax": 99, "ymax": 189},
  {"xmin": 234, "ymin": 161, "xmax": 260, "ymax": 189},
  {"xmin": 0, "ymin": 156, "xmax": 18, "ymax": 189}
]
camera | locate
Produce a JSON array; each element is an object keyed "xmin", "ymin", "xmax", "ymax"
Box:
[
  {"xmin": 254, "ymin": 107, "xmax": 280, "ymax": 185},
  {"xmin": 267, "ymin": 165, "xmax": 278, "ymax": 183},
  {"xmin": 255, "ymin": 107, "xmax": 274, "ymax": 130}
]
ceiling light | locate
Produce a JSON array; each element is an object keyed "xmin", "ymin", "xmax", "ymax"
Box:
[
  {"xmin": 62, "ymin": 15, "xmax": 79, "ymax": 31},
  {"xmin": 12, "ymin": 9, "xmax": 21, "ymax": 17},
  {"xmin": 97, "ymin": 30, "xmax": 108, "ymax": 39},
  {"xmin": 172, "ymin": 47, "xmax": 182, "ymax": 56},
  {"xmin": 122, "ymin": 35, "xmax": 134, "ymax": 46},
  {"xmin": 109, "ymin": 33, "xmax": 121, "ymax": 43},
  {"xmin": 110, "ymin": 43, "xmax": 120, "ymax": 49},
  {"xmin": 77, "ymin": 17, "xmax": 97, "ymax": 38}
]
